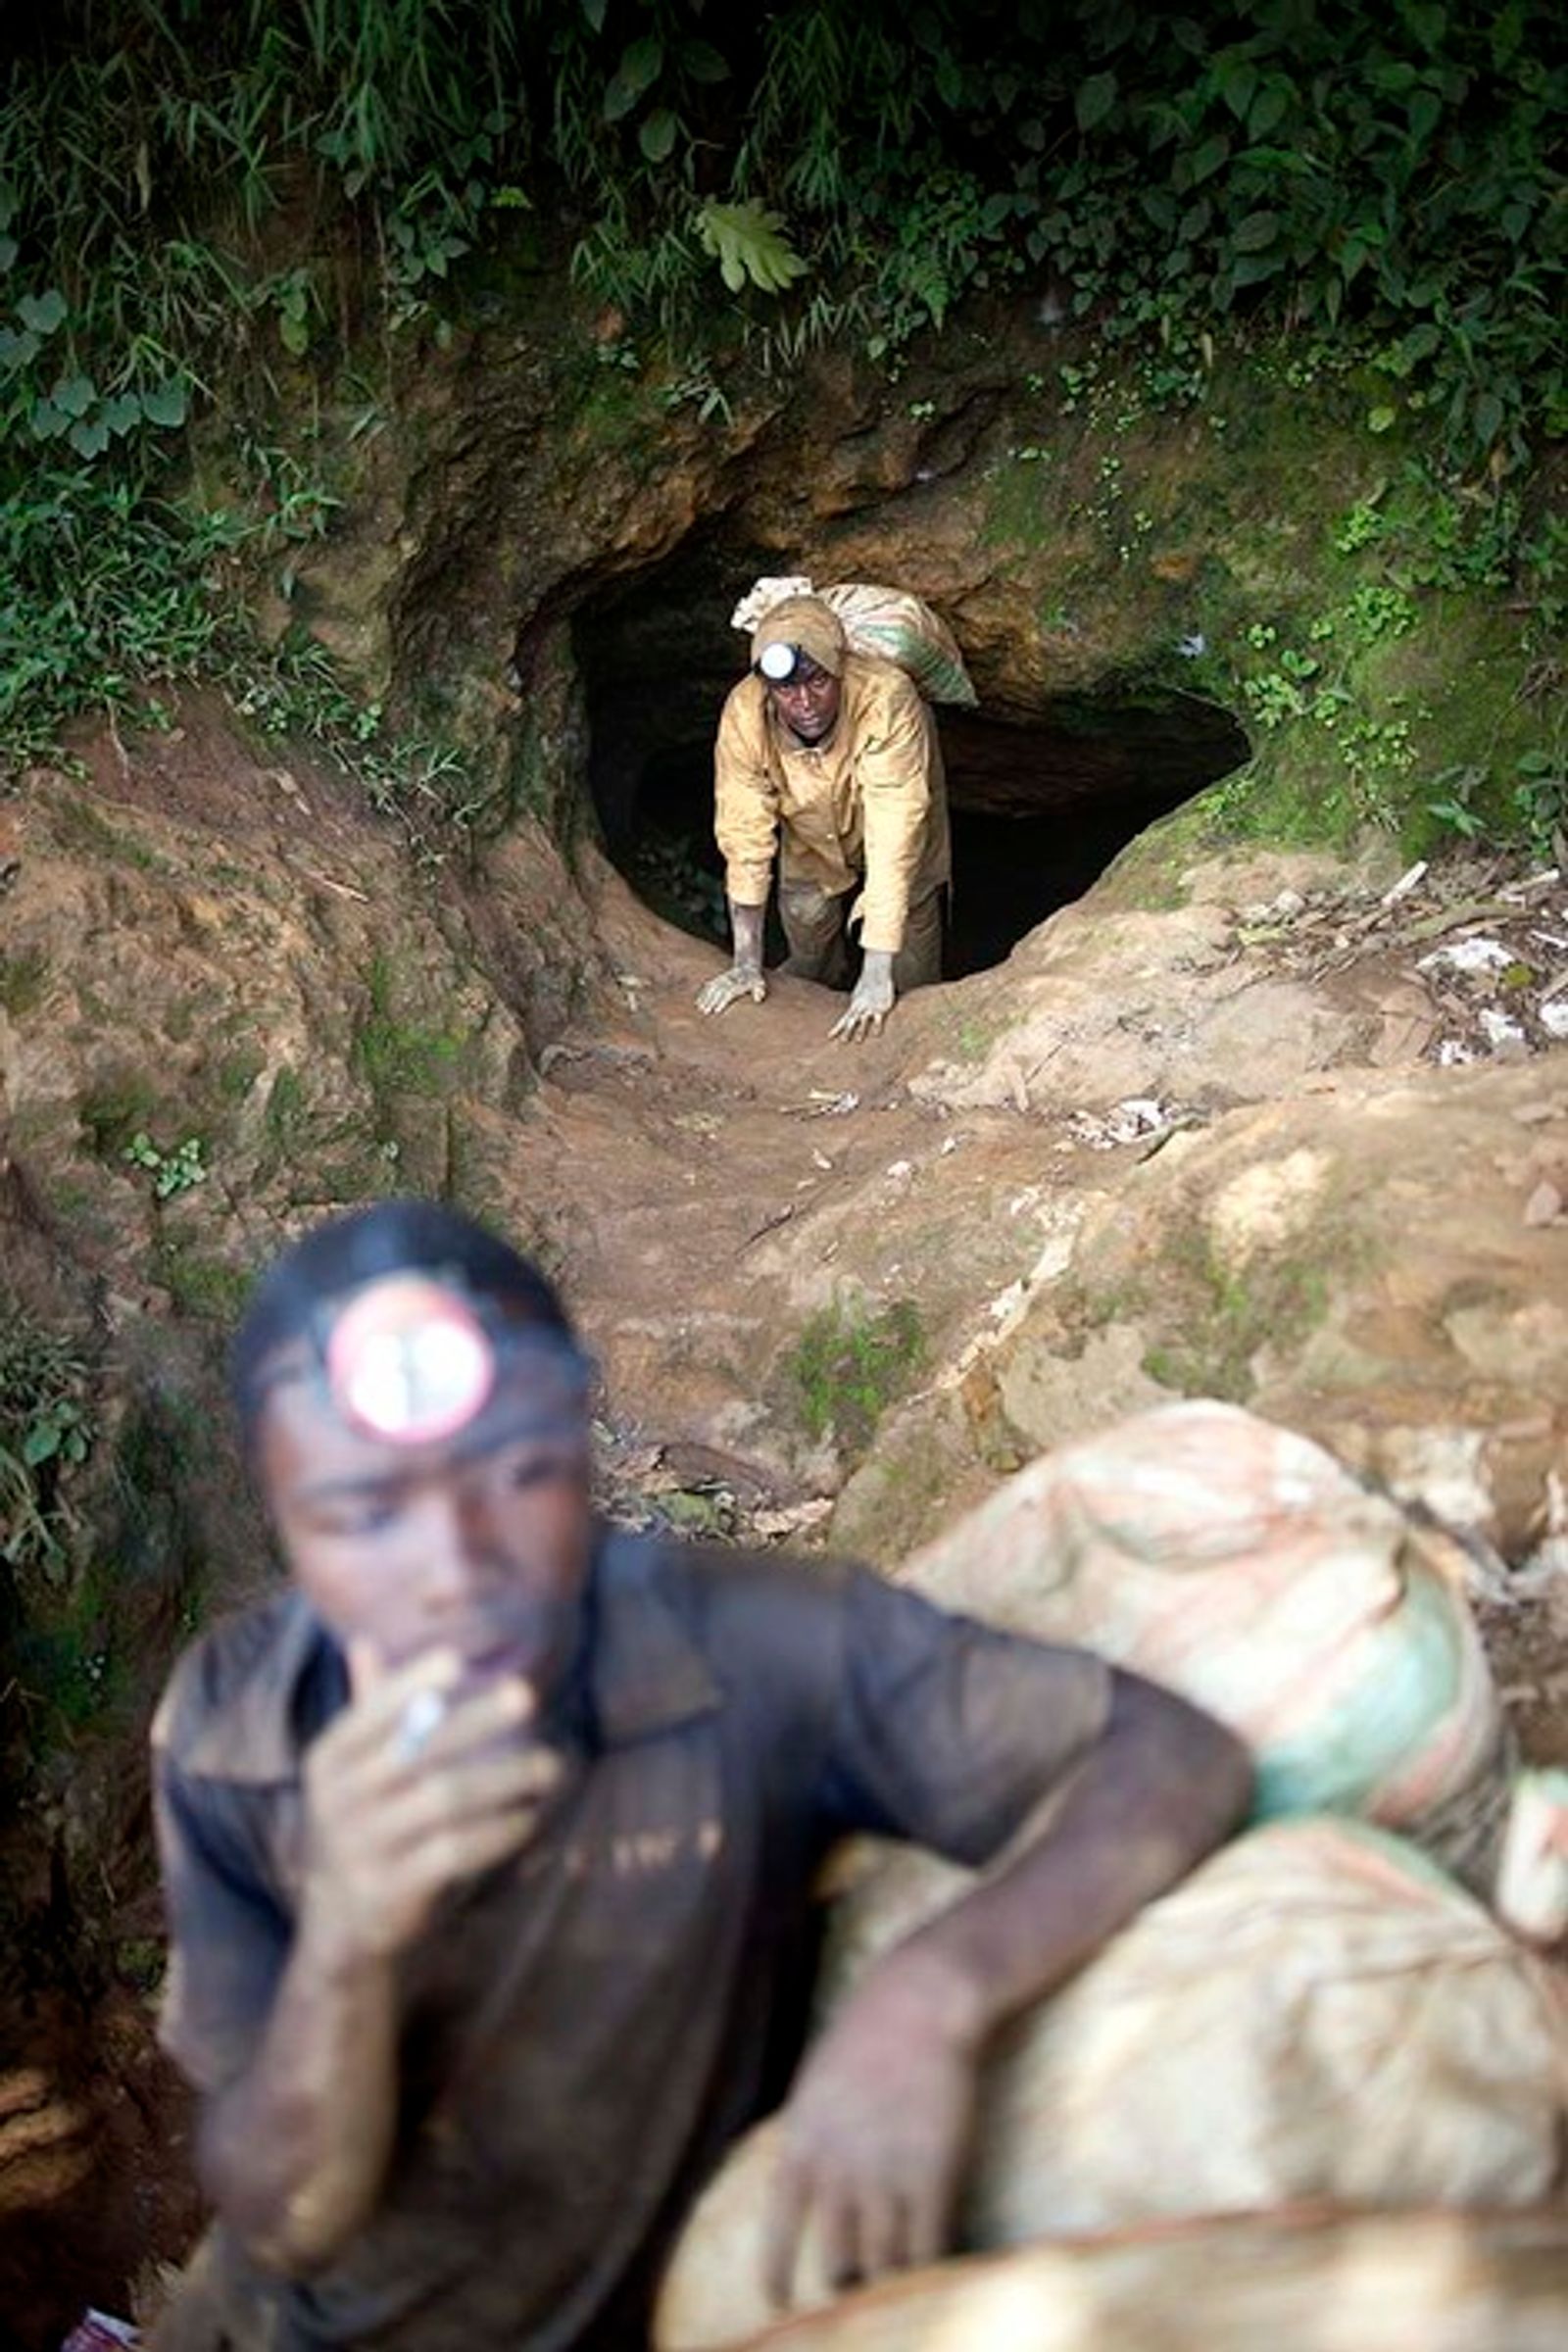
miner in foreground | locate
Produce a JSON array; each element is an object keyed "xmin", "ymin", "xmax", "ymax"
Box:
[{"xmin": 150, "ymin": 1200, "xmax": 1249, "ymax": 2350}]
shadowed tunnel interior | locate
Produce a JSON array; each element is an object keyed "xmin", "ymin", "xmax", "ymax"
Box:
[{"xmin": 576, "ymin": 545, "xmax": 1250, "ymax": 979}]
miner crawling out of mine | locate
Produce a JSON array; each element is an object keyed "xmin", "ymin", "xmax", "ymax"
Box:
[
  {"xmin": 697, "ymin": 593, "xmax": 954, "ymax": 1044},
  {"xmin": 147, "ymin": 1198, "xmax": 1248, "ymax": 2352}
]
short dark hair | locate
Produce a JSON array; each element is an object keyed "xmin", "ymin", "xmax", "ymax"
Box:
[{"xmin": 231, "ymin": 1200, "xmax": 572, "ymax": 1438}]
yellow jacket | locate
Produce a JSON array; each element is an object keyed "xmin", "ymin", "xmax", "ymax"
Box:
[{"xmin": 713, "ymin": 655, "xmax": 950, "ymax": 956}]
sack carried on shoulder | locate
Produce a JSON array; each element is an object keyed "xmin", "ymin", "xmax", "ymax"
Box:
[{"xmin": 731, "ymin": 576, "xmax": 978, "ymax": 708}]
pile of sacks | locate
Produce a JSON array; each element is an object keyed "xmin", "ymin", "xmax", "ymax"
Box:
[{"xmin": 660, "ymin": 1403, "xmax": 1568, "ymax": 2351}]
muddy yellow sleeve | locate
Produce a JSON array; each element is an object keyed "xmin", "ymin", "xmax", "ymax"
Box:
[
  {"xmin": 856, "ymin": 672, "xmax": 936, "ymax": 956},
  {"xmin": 713, "ymin": 679, "xmax": 780, "ymax": 909}
]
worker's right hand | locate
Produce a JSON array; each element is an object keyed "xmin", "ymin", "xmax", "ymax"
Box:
[
  {"xmin": 696, "ymin": 962, "xmax": 767, "ymax": 1016},
  {"xmin": 297, "ymin": 1646, "xmax": 564, "ymax": 1968}
]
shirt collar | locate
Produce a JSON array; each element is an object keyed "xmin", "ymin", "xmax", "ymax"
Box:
[{"xmin": 175, "ymin": 1529, "xmax": 720, "ymax": 1786}]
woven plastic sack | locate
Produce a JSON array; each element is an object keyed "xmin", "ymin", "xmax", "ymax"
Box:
[
  {"xmin": 729, "ymin": 576, "xmax": 977, "ymax": 707},
  {"xmin": 661, "ymin": 2208, "xmax": 1568, "ymax": 2352},
  {"xmin": 898, "ymin": 1400, "xmax": 1509, "ymax": 1885},
  {"xmin": 657, "ymin": 1822, "xmax": 1568, "ymax": 2350}
]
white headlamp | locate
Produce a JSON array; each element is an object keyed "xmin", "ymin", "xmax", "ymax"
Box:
[
  {"xmin": 756, "ymin": 639, "xmax": 800, "ymax": 683},
  {"xmin": 325, "ymin": 1275, "xmax": 496, "ymax": 1445}
]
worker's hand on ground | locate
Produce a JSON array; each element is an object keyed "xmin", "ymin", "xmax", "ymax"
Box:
[
  {"xmin": 761, "ymin": 1950, "xmax": 980, "ymax": 2307},
  {"xmin": 829, "ymin": 951, "xmax": 895, "ymax": 1043},
  {"xmin": 697, "ymin": 961, "xmax": 768, "ymax": 1016},
  {"xmin": 297, "ymin": 1646, "xmax": 564, "ymax": 1969}
]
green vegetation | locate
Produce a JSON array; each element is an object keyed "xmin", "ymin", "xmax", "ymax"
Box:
[
  {"xmin": 76, "ymin": 1070, "xmax": 161, "ymax": 1160},
  {"xmin": 0, "ymin": 1309, "xmax": 94, "ymax": 1586},
  {"xmin": 156, "ymin": 1243, "xmax": 253, "ymax": 1326},
  {"xmin": 1140, "ymin": 1251, "xmax": 1334, "ymax": 1401},
  {"xmin": 976, "ymin": 338, "xmax": 1562, "ymax": 855},
  {"xmin": 354, "ymin": 954, "xmax": 470, "ymax": 1103},
  {"xmin": 0, "ymin": 1, "xmax": 1560, "ymax": 855},
  {"xmin": 122, "ymin": 1130, "xmax": 210, "ymax": 1199},
  {"xmin": 788, "ymin": 1294, "xmax": 927, "ymax": 1452},
  {"xmin": 0, "ymin": 945, "xmax": 47, "ymax": 1014}
]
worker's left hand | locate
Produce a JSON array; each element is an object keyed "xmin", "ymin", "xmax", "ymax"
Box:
[
  {"xmin": 761, "ymin": 1949, "xmax": 980, "ymax": 2307},
  {"xmin": 829, "ymin": 951, "xmax": 895, "ymax": 1043}
]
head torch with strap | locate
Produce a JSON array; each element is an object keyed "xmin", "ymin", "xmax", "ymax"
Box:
[{"xmin": 260, "ymin": 1270, "xmax": 593, "ymax": 1447}]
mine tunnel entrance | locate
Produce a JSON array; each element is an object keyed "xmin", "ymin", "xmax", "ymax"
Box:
[{"xmin": 576, "ymin": 544, "xmax": 1250, "ymax": 978}]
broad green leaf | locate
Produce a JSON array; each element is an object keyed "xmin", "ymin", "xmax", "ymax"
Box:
[
  {"xmin": 1075, "ymin": 73, "xmax": 1116, "ymax": 132},
  {"xmin": 696, "ymin": 201, "xmax": 808, "ymax": 297},
  {"xmin": 1473, "ymin": 388, "xmax": 1503, "ymax": 447},
  {"xmin": 682, "ymin": 39, "xmax": 729, "ymax": 83},
  {"xmin": 1232, "ymin": 210, "xmax": 1279, "ymax": 252},
  {"xmin": 18, "ymin": 288, "xmax": 67, "ymax": 335},
  {"xmin": 935, "ymin": 52, "xmax": 963, "ymax": 109},
  {"xmin": 1231, "ymin": 251, "xmax": 1282, "ymax": 286},
  {"xmin": 1220, "ymin": 61, "xmax": 1258, "ymax": 123},
  {"xmin": 69, "ymin": 415, "xmax": 111, "ymax": 460},
  {"xmin": 1249, "ymin": 80, "xmax": 1292, "ymax": 138},
  {"xmin": 280, "ymin": 309, "xmax": 311, "ymax": 355},
  {"xmin": 22, "ymin": 1422, "xmax": 60, "ymax": 1467},
  {"xmin": 1407, "ymin": 88, "xmax": 1442, "ymax": 142},
  {"xmin": 1179, "ymin": 199, "xmax": 1211, "ymax": 241},
  {"xmin": 581, "ymin": 0, "xmax": 608, "ymax": 28},
  {"xmin": 27, "ymin": 397, "xmax": 71, "ymax": 439},
  {"xmin": 53, "ymin": 372, "xmax": 95, "ymax": 417},
  {"xmin": 639, "ymin": 108, "xmax": 678, "ymax": 164},
  {"xmin": 1367, "ymin": 404, "xmax": 1396, "ymax": 433},
  {"xmin": 1189, "ymin": 132, "xmax": 1229, "ymax": 184},
  {"xmin": 618, "ymin": 34, "xmax": 663, "ymax": 99},
  {"xmin": 0, "ymin": 325, "xmax": 38, "ymax": 369},
  {"xmin": 141, "ymin": 377, "xmax": 188, "ymax": 428},
  {"xmin": 603, "ymin": 73, "xmax": 639, "ymax": 122},
  {"xmin": 101, "ymin": 392, "xmax": 142, "ymax": 436}
]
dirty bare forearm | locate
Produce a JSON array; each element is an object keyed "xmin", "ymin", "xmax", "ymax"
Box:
[
  {"xmin": 198, "ymin": 1909, "xmax": 400, "ymax": 2274},
  {"xmin": 730, "ymin": 900, "xmax": 765, "ymax": 973},
  {"xmin": 881, "ymin": 1672, "xmax": 1251, "ymax": 2051}
]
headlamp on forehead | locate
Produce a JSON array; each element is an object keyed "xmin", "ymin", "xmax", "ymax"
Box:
[
  {"xmin": 307, "ymin": 1271, "xmax": 591, "ymax": 1447},
  {"xmin": 756, "ymin": 639, "xmax": 804, "ymax": 684}
]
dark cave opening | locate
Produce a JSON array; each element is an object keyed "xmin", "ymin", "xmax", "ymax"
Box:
[{"xmin": 576, "ymin": 547, "xmax": 1250, "ymax": 980}]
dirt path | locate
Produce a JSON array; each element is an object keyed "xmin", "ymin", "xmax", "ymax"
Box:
[{"xmin": 508, "ymin": 869, "xmax": 1074, "ymax": 1522}]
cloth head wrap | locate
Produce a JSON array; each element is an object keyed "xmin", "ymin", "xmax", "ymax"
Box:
[{"xmin": 750, "ymin": 594, "xmax": 847, "ymax": 682}]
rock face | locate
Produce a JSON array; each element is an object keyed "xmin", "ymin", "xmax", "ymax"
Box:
[
  {"xmin": 829, "ymin": 858, "xmax": 1568, "ymax": 1570},
  {"xmin": 290, "ymin": 291, "xmax": 1544, "ymax": 913}
]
